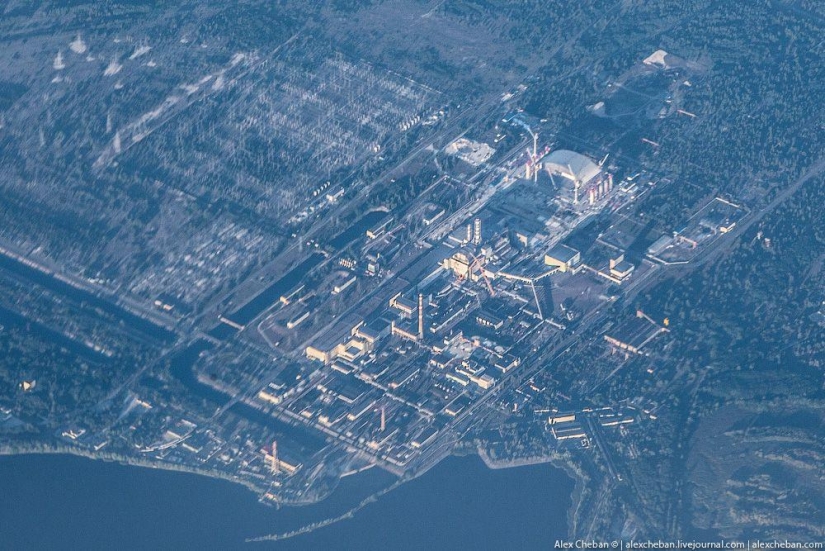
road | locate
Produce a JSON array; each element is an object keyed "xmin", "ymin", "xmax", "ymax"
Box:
[
  {"xmin": 403, "ymin": 156, "xmax": 825, "ymax": 476},
  {"xmin": 695, "ymin": 156, "xmax": 825, "ymax": 268},
  {"xmin": 193, "ymin": 91, "xmax": 513, "ymax": 332}
]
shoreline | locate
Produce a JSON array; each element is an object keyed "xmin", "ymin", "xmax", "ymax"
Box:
[
  {"xmin": 0, "ymin": 439, "xmax": 583, "ymax": 537},
  {"xmin": 0, "ymin": 441, "xmax": 267, "ymax": 497},
  {"xmin": 477, "ymin": 446, "xmax": 558, "ymax": 470},
  {"xmin": 476, "ymin": 444, "xmax": 587, "ymax": 536},
  {"xmin": 0, "ymin": 445, "xmax": 574, "ymax": 549}
]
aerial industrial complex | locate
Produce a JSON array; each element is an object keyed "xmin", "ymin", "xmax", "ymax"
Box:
[
  {"xmin": 2, "ymin": 1, "xmax": 821, "ymax": 541},
  {"xmin": 169, "ymin": 103, "xmax": 745, "ymax": 491},
  {"xmin": 1, "ymin": 75, "xmax": 748, "ymax": 501}
]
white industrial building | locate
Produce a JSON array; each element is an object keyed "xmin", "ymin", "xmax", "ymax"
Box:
[{"xmin": 543, "ymin": 150, "xmax": 602, "ymax": 186}]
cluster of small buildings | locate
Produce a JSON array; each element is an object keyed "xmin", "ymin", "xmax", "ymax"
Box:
[
  {"xmin": 604, "ymin": 310, "xmax": 669, "ymax": 356},
  {"xmin": 445, "ymin": 137, "xmax": 496, "ymax": 166},
  {"xmin": 261, "ymin": 145, "xmax": 647, "ymax": 468},
  {"xmin": 231, "ymin": 142, "xmax": 658, "ymax": 475},
  {"xmin": 288, "ymin": 264, "xmax": 534, "ymax": 467},
  {"xmin": 547, "ymin": 407, "xmax": 638, "ymax": 443},
  {"xmin": 646, "ymin": 197, "xmax": 745, "ymax": 264}
]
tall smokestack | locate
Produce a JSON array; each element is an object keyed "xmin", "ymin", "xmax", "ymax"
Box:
[
  {"xmin": 418, "ymin": 293, "xmax": 425, "ymax": 341},
  {"xmin": 473, "ymin": 218, "xmax": 482, "ymax": 245}
]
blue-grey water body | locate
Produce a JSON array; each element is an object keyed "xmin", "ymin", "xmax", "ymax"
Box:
[{"xmin": 0, "ymin": 453, "xmax": 573, "ymax": 550}]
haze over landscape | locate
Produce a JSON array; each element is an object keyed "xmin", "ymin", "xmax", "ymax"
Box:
[{"xmin": 0, "ymin": 0, "xmax": 824, "ymax": 548}]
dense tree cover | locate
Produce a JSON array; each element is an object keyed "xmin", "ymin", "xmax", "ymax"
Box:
[
  {"xmin": 521, "ymin": 0, "xmax": 824, "ymax": 230},
  {"xmin": 641, "ymin": 174, "xmax": 825, "ymax": 405}
]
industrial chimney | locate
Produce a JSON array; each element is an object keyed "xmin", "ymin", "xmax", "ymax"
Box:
[{"xmin": 418, "ymin": 293, "xmax": 425, "ymax": 341}]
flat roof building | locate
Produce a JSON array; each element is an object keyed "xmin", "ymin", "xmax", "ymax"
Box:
[
  {"xmin": 604, "ymin": 310, "xmax": 668, "ymax": 354},
  {"xmin": 551, "ymin": 423, "xmax": 587, "ymax": 441},
  {"xmin": 545, "ymin": 244, "xmax": 581, "ymax": 272},
  {"xmin": 647, "ymin": 235, "xmax": 673, "ymax": 257},
  {"xmin": 389, "ymin": 293, "xmax": 417, "ymax": 316},
  {"xmin": 549, "ymin": 412, "xmax": 577, "ymax": 425},
  {"xmin": 609, "ymin": 254, "xmax": 635, "ymax": 281},
  {"xmin": 366, "ymin": 215, "xmax": 393, "ymax": 240}
]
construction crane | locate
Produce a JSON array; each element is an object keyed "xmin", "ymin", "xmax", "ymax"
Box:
[{"xmin": 522, "ymin": 129, "xmax": 543, "ymax": 184}]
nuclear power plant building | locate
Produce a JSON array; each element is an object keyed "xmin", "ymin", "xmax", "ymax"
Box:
[{"xmin": 543, "ymin": 150, "xmax": 603, "ymax": 186}]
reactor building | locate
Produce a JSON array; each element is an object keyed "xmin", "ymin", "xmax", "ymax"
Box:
[{"xmin": 542, "ymin": 150, "xmax": 612, "ymax": 206}]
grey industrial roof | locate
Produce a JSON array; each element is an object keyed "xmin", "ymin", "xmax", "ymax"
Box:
[
  {"xmin": 544, "ymin": 150, "xmax": 602, "ymax": 184},
  {"xmin": 546, "ymin": 243, "xmax": 580, "ymax": 263}
]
